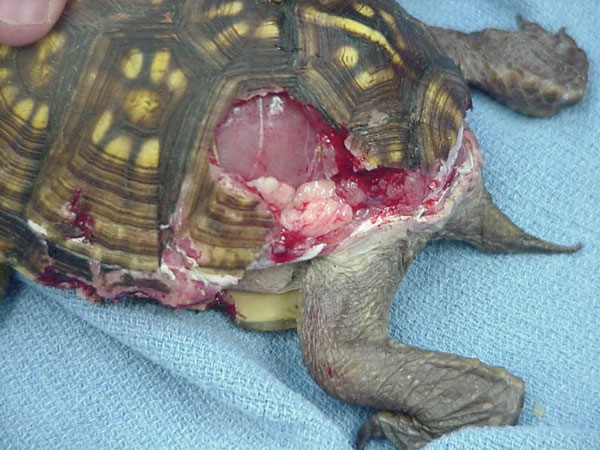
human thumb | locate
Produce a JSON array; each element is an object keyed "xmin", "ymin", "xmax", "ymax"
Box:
[{"xmin": 0, "ymin": 0, "xmax": 68, "ymax": 47}]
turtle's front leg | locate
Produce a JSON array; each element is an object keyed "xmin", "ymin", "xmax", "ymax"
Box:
[
  {"xmin": 298, "ymin": 236, "xmax": 523, "ymax": 449},
  {"xmin": 426, "ymin": 16, "xmax": 588, "ymax": 116}
]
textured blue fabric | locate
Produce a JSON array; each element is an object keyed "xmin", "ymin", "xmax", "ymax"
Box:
[{"xmin": 1, "ymin": 1, "xmax": 599, "ymax": 449}]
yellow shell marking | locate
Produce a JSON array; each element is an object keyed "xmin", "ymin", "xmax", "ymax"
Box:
[
  {"xmin": 255, "ymin": 20, "xmax": 280, "ymax": 39},
  {"xmin": 379, "ymin": 9, "xmax": 396, "ymax": 29},
  {"xmin": 222, "ymin": 21, "xmax": 250, "ymax": 42},
  {"xmin": 150, "ymin": 50, "xmax": 171, "ymax": 84},
  {"xmin": 232, "ymin": 21, "xmax": 250, "ymax": 37},
  {"xmin": 167, "ymin": 69, "xmax": 187, "ymax": 93},
  {"xmin": 85, "ymin": 70, "xmax": 98, "ymax": 85},
  {"xmin": 300, "ymin": 6, "xmax": 405, "ymax": 69},
  {"xmin": 137, "ymin": 138, "xmax": 160, "ymax": 169},
  {"xmin": 424, "ymin": 75, "xmax": 462, "ymax": 129},
  {"xmin": 32, "ymin": 104, "xmax": 49, "ymax": 130},
  {"xmin": 420, "ymin": 76, "xmax": 449, "ymax": 166},
  {"xmin": 105, "ymin": 135, "xmax": 133, "ymax": 160},
  {"xmin": 92, "ymin": 110, "xmax": 113, "ymax": 145},
  {"xmin": 205, "ymin": 1, "xmax": 244, "ymax": 20},
  {"xmin": 354, "ymin": 68, "xmax": 395, "ymax": 90},
  {"xmin": 13, "ymin": 98, "xmax": 35, "ymax": 122},
  {"xmin": 384, "ymin": 142, "xmax": 405, "ymax": 164},
  {"xmin": 379, "ymin": 8, "xmax": 406, "ymax": 51},
  {"xmin": 353, "ymin": 3, "xmax": 375, "ymax": 18},
  {"xmin": 121, "ymin": 49, "xmax": 144, "ymax": 79},
  {"xmin": 123, "ymin": 89, "xmax": 162, "ymax": 128},
  {"xmin": 1, "ymin": 85, "xmax": 18, "ymax": 105},
  {"xmin": 335, "ymin": 45, "xmax": 360, "ymax": 68},
  {"xmin": 0, "ymin": 239, "xmax": 15, "ymax": 252},
  {"xmin": 29, "ymin": 62, "xmax": 53, "ymax": 89},
  {"xmin": 26, "ymin": 32, "xmax": 65, "ymax": 89},
  {"xmin": 0, "ymin": 68, "xmax": 11, "ymax": 82},
  {"xmin": 36, "ymin": 32, "xmax": 66, "ymax": 60}
]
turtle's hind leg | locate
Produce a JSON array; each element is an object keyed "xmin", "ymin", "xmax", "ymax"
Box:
[
  {"xmin": 428, "ymin": 16, "xmax": 588, "ymax": 116},
  {"xmin": 299, "ymin": 237, "xmax": 524, "ymax": 449}
]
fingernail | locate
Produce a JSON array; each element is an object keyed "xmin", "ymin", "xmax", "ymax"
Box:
[{"xmin": 0, "ymin": 0, "xmax": 51, "ymax": 25}]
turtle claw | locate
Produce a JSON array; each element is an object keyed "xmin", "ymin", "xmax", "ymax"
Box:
[
  {"xmin": 357, "ymin": 411, "xmax": 433, "ymax": 450},
  {"xmin": 515, "ymin": 14, "xmax": 541, "ymax": 32}
]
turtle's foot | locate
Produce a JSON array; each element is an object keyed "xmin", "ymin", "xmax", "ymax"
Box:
[
  {"xmin": 357, "ymin": 412, "xmax": 432, "ymax": 450},
  {"xmin": 337, "ymin": 342, "xmax": 524, "ymax": 450},
  {"xmin": 299, "ymin": 241, "xmax": 525, "ymax": 450},
  {"xmin": 428, "ymin": 15, "xmax": 589, "ymax": 116}
]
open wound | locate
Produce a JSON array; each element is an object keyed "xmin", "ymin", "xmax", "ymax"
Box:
[{"xmin": 214, "ymin": 93, "xmax": 466, "ymax": 263}]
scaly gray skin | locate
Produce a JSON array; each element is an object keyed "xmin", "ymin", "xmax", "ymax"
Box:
[
  {"xmin": 296, "ymin": 16, "xmax": 586, "ymax": 450},
  {"xmin": 0, "ymin": 11, "xmax": 587, "ymax": 450},
  {"xmin": 299, "ymin": 183, "xmax": 579, "ymax": 450},
  {"xmin": 427, "ymin": 16, "xmax": 589, "ymax": 117}
]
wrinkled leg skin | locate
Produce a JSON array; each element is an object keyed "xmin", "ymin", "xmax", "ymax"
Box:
[
  {"xmin": 298, "ymin": 235, "xmax": 524, "ymax": 449},
  {"xmin": 427, "ymin": 16, "xmax": 588, "ymax": 117},
  {"xmin": 294, "ymin": 13, "xmax": 587, "ymax": 450}
]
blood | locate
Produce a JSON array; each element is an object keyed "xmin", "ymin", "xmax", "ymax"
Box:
[
  {"xmin": 65, "ymin": 188, "xmax": 95, "ymax": 243},
  {"xmin": 271, "ymin": 229, "xmax": 309, "ymax": 264},
  {"xmin": 206, "ymin": 291, "xmax": 237, "ymax": 320},
  {"xmin": 326, "ymin": 365, "xmax": 334, "ymax": 378},
  {"xmin": 38, "ymin": 266, "xmax": 99, "ymax": 301},
  {"xmin": 214, "ymin": 93, "xmax": 461, "ymax": 264}
]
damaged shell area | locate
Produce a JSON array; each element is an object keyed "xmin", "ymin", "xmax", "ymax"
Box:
[
  {"xmin": 112, "ymin": 92, "xmax": 478, "ymax": 307},
  {"xmin": 0, "ymin": 0, "xmax": 473, "ymax": 310},
  {"xmin": 24, "ymin": 91, "xmax": 480, "ymax": 310},
  {"xmin": 213, "ymin": 93, "xmax": 480, "ymax": 268}
]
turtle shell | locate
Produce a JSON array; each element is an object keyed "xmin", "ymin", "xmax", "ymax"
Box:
[{"xmin": 0, "ymin": 0, "xmax": 469, "ymax": 307}]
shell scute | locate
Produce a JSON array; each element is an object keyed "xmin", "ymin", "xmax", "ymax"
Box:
[
  {"xmin": 0, "ymin": 0, "xmax": 471, "ymax": 302},
  {"xmin": 295, "ymin": 0, "xmax": 469, "ymax": 169}
]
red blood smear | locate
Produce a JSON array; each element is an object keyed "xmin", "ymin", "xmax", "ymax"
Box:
[
  {"xmin": 326, "ymin": 365, "xmax": 334, "ymax": 378},
  {"xmin": 38, "ymin": 266, "xmax": 98, "ymax": 300},
  {"xmin": 67, "ymin": 188, "xmax": 95, "ymax": 243},
  {"xmin": 207, "ymin": 291, "xmax": 237, "ymax": 320},
  {"xmin": 305, "ymin": 105, "xmax": 437, "ymax": 215},
  {"xmin": 270, "ymin": 229, "xmax": 309, "ymax": 264},
  {"xmin": 214, "ymin": 93, "xmax": 452, "ymax": 264}
]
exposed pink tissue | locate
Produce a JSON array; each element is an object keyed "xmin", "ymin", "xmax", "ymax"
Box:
[
  {"xmin": 281, "ymin": 197, "xmax": 353, "ymax": 236},
  {"xmin": 336, "ymin": 178, "xmax": 367, "ymax": 206},
  {"xmin": 86, "ymin": 252, "xmax": 219, "ymax": 309},
  {"xmin": 39, "ymin": 92, "xmax": 478, "ymax": 309},
  {"xmin": 214, "ymin": 93, "xmax": 473, "ymax": 263},
  {"xmin": 179, "ymin": 237, "xmax": 202, "ymax": 260},
  {"xmin": 293, "ymin": 179, "xmax": 336, "ymax": 206},
  {"xmin": 247, "ymin": 177, "xmax": 295, "ymax": 209},
  {"xmin": 216, "ymin": 95, "xmax": 322, "ymax": 187},
  {"xmin": 249, "ymin": 178, "xmax": 354, "ymax": 237}
]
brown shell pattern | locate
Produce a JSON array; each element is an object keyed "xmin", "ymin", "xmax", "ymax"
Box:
[{"xmin": 0, "ymin": 0, "xmax": 469, "ymax": 280}]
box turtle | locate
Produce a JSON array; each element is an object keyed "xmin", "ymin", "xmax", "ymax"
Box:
[{"xmin": 0, "ymin": 0, "xmax": 588, "ymax": 448}]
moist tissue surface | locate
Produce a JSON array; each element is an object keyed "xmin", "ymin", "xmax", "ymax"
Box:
[
  {"xmin": 4, "ymin": 2, "xmax": 596, "ymax": 449},
  {"xmin": 214, "ymin": 93, "xmax": 474, "ymax": 266},
  {"xmin": 39, "ymin": 92, "xmax": 479, "ymax": 308}
]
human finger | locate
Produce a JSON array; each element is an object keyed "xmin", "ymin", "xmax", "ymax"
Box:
[{"xmin": 0, "ymin": 0, "xmax": 68, "ymax": 47}]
